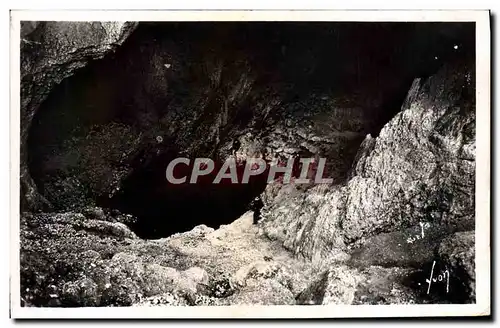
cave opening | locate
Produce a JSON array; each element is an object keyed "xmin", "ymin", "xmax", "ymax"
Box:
[
  {"xmin": 102, "ymin": 153, "xmax": 271, "ymax": 239},
  {"xmin": 27, "ymin": 22, "xmax": 475, "ymax": 239}
]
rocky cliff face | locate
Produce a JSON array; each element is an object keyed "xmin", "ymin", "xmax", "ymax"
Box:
[
  {"xmin": 25, "ymin": 22, "xmax": 474, "ymax": 237},
  {"xmin": 19, "ymin": 21, "xmax": 476, "ymax": 306},
  {"xmin": 262, "ymin": 58, "xmax": 475, "ymax": 303},
  {"xmin": 262, "ymin": 59, "xmax": 475, "ymax": 256},
  {"xmin": 21, "ymin": 21, "xmax": 138, "ymax": 212}
]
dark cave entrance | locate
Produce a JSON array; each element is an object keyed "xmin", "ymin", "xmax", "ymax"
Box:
[
  {"xmin": 27, "ymin": 21, "xmax": 475, "ymax": 239},
  {"xmin": 102, "ymin": 153, "xmax": 271, "ymax": 239}
]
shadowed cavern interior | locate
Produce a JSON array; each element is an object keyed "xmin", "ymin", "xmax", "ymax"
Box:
[{"xmin": 27, "ymin": 22, "xmax": 475, "ymax": 239}]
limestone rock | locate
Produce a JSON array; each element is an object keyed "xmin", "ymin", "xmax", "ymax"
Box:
[
  {"xmin": 19, "ymin": 23, "xmax": 477, "ymax": 307},
  {"xmin": 438, "ymin": 231, "xmax": 475, "ymax": 302},
  {"xmin": 262, "ymin": 59, "xmax": 475, "ymax": 263},
  {"xmin": 20, "ymin": 212, "xmax": 315, "ymax": 307},
  {"xmin": 21, "ymin": 21, "xmax": 138, "ymax": 211},
  {"xmin": 297, "ymin": 265, "xmax": 421, "ymax": 305}
]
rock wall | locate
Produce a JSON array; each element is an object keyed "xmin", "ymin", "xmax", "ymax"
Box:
[
  {"xmin": 26, "ymin": 23, "xmax": 429, "ymax": 221},
  {"xmin": 19, "ymin": 22, "xmax": 477, "ymax": 305},
  {"xmin": 261, "ymin": 58, "xmax": 475, "ymax": 302},
  {"xmin": 20, "ymin": 21, "xmax": 138, "ymax": 211}
]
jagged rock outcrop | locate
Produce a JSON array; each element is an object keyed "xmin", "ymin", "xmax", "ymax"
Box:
[
  {"xmin": 261, "ymin": 59, "xmax": 475, "ymax": 301},
  {"xmin": 21, "ymin": 21, "xmax": 138, "ymax": 211},
  {"xmin": 26, "ymin": 23, "xmax": 426, "ymax": 236},
  {"xmin": 25, "ymin": 23, "xmax": 377, "ymax": 210},
  {"xmin": 20, "ymin": 22, "xmax": 476, "ymax": 306}
]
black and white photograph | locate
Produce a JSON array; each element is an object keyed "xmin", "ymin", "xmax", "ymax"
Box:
[{"xmin": 9, "ymin": 10, "xmax": 490, "ymax": 318}]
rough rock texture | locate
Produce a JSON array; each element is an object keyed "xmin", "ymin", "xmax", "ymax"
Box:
[
  {"xmin": 20, "ymin": 22, "xmax": 476, "ymax": 306},
  {"xmin": 21, "ymin": 21, "xmax": 138, "ymax": 211},
  {"xmin": 26, "ymin": 23, "xmax": 437, "ymax": 219},
  {"xmin": 296, "ymin": 265, "xmax": 422, "ymax": 305},
  {"xmin": 261, "ymin": 59, "xmax": 475, "ymax": 301},
  {"xmin": 21, "ymin": 210, "xmax": 473, "ymax": 307},
  {"xmin": 20, "ymin": 211, "xmax": 318, "ymax": 307},
  {"xmin": 21, "ymin": 208, "xmax": 439, "ymax": 307},
  {"xmin": 261, "ymin": 59, "xmax": 474, "ymax": 260},
  {"xmin": 438, "ymin": 231, "xmax": 475, "ymax": 302}
]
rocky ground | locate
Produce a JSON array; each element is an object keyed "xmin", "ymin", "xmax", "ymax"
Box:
[
  {"xmin": 20, "ymin": 203, "xmax": 474, "ymax": 306},
  {"xmin": 19, "ymin": 22, "xmax": 476, "ymax": 306},
  {"xmin": 21, "ymin": 211, "xmax": 314, "ymax": 306}
]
